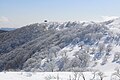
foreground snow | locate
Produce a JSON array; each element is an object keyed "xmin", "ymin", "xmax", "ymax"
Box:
[{"xmin": 0, "ymin": 72, "xmax": 120, "ymax": 80}]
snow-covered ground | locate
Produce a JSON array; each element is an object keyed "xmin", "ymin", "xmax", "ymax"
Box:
[{"xmin": 0, "ymin": 72, "xmax": 119, "ymax": 80}]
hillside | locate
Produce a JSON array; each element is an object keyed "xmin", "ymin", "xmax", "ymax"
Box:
[
  {"xmin": 0, "ymin": 30, "xmax": 7, "ymax": 33},
  {"xmin": 0, "ymin": 19, "xmax": 120, "ymax": 72}
]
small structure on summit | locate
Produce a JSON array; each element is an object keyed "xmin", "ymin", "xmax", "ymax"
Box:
[{"xmin": 44, "ymin": 20, "xmax": 47, "ymax": 22}]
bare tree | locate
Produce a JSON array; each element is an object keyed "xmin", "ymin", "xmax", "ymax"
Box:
[
  {"xmin": 44, "ymin": 74, "xmax": 60, "ymax": 80},
  {"xmin": 111, "ymin": 67, "xmax": 120, "ymax": 80},
  {"xmin": 57, "ymin": 74, "xmax": 60, "ymax": 80},
  {"xmin": 68, "ymin": 75, "xmax": 72, "ymax": 80},
  {"xmin": 72, "ymin": 72, "xmax": 85, "ymax": 80},
  {"xmin": 97, "ymin": 71, "xmax": 106, "ymax": 80},
  {"xmin": 44, "ymin": 75, "xmax": 56, "ymax": 80},
  {"xmin": 90, "ymin": 70, "xmax": 99, "ymax": 80},
  {"xmin": 79, "ymin": 72, "xmax": 85, "ymax": 80},
  {"xmin": 73, "ymin": 72, "xmax": 78, "ymax": 80},
  {"xmin": 115, "ymin": 67, "xmax": 120, "ymax": 74}
]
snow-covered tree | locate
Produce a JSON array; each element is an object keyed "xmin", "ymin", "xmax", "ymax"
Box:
[
  {"xmin": 98, "ymin": 43, "xmax": 105, "ymax": 53},
  {"xmin": 71, "ymin": 50, "xmax": 90, "ymax": 69},
  {"xmin": 49, "ymin": 46, "xmax": 61, "ymax": 57},
  {"xmin": 112, "ymin": 52, "xmax": 120, "ymax": 62},
  {"xmin": 78, "ymin": 41, "xmax": 84, "ymax": 49},
  {"xmin": 106, "ymin": 44, "xmax": 112, "ymax": 55},
  {"xmin": 90, "ymin": 47, "xmax": 96, "ymax": 55}
]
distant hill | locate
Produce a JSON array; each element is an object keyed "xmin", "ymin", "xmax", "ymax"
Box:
[{"xmin": 0, "ymin": 28, "xmax": 16, "ymax": 31}]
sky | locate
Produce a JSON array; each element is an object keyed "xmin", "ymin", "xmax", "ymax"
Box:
[{"xmin": 0, "ymin": 0, "xmax": 120, "ymax": 28}]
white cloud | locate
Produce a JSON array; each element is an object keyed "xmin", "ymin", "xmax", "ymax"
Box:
[
  {"xmin": 0, "ymin": 16, "xmax": 9, "ymax": 22},
  {"xmin": 101, "ymin": 16, "xmax": 119, "ymax": 21}
]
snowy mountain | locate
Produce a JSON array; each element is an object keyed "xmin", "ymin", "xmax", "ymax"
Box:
[{"xmin": 0, "ymin": 19, "xmax": 120, "ymax": 72}]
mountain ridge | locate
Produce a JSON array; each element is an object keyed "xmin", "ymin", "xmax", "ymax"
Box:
[{"xmin": 0, "ymin": 19, "xmax": 120, "ymax": 72}]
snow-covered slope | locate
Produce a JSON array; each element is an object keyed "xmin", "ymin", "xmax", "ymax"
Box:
[
  {"xmin": 107, "ymin": 18, "xmax": 120, "ymax": 28},
  {"xmin": 103, "ymin": 18, "xmax": 120, "ymax": 34},
  {"xmin": 0, "ymin": 19, "xmax": 120, "ymax": 72}
]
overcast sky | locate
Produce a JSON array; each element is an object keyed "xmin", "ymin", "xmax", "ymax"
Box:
[{"xmin": 0, "ymin": 0, "xmax": 120, "ymax": 28}]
